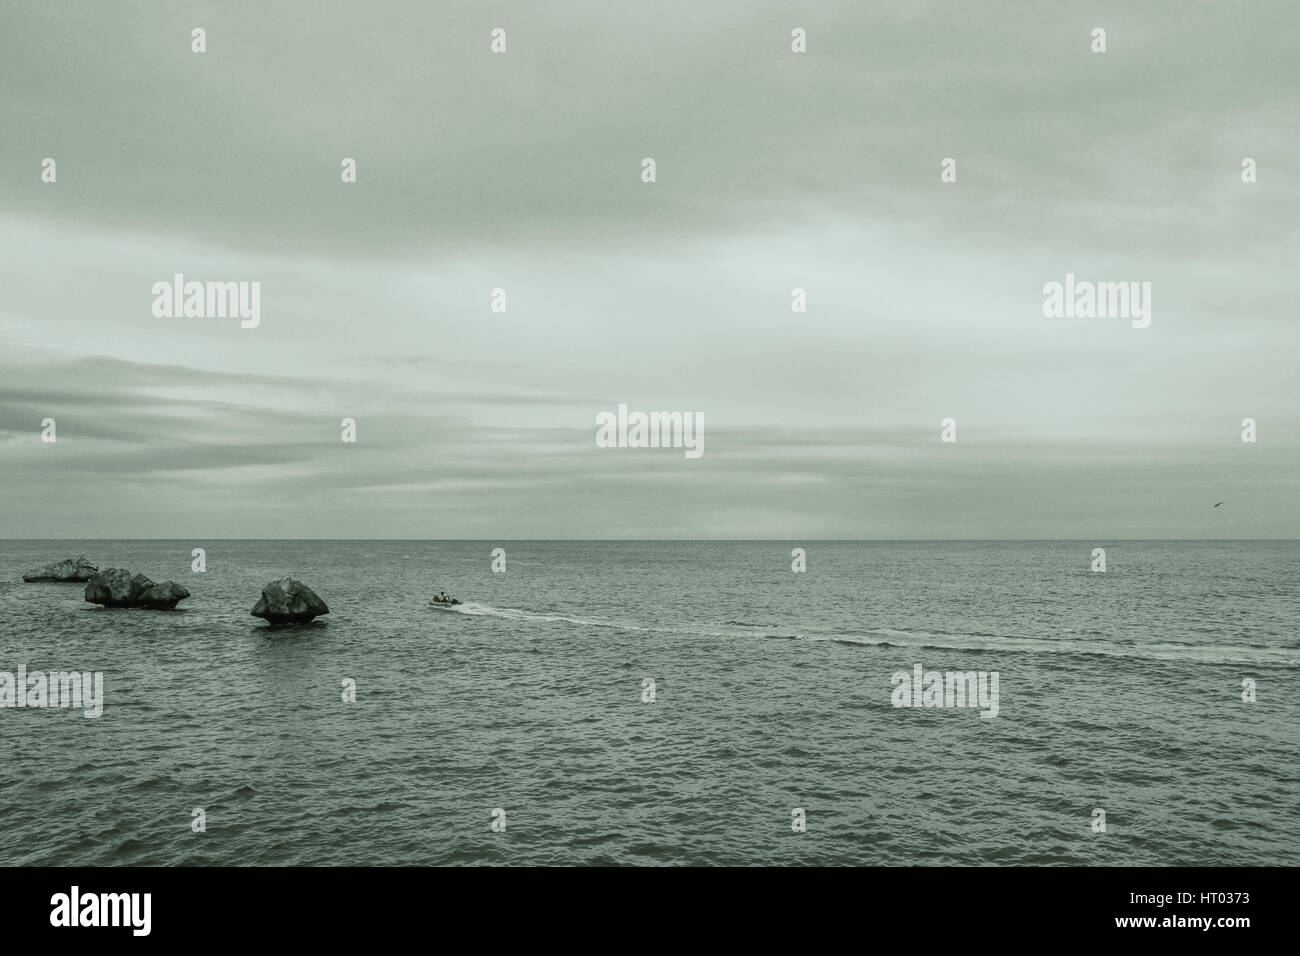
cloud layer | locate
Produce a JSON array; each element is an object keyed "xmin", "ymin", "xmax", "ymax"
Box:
[{"xmin": 2, "ymin": 2, "xmax": 1297, "ymax": 537}]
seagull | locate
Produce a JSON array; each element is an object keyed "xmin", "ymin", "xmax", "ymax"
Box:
[{"xmin": 1214, "ymin": 501, "xmax": 1224, "ymax": 508}]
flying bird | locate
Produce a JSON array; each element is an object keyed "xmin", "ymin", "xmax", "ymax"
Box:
[{"xmin": 1214, "ymin": 501, "xmax": 1224, "ymax": 508}]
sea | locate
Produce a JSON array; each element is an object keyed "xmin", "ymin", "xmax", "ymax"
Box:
[{"xmin": 1, "ymin": 539, "xmax": 1296, "ymax": 866}]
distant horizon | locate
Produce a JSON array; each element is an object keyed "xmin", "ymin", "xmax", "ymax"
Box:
[{"xmin": 5, "ymin": 537, "xmax": 1298, "ymax": 543}]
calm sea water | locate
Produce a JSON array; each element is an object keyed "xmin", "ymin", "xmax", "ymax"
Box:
[{"xmin": 1, "ymin": 540, "xmax": 1296, "ymax": 866}]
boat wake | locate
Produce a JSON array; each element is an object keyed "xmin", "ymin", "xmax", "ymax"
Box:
[
  {"xmin": 433, "ymin": 604, "xmax": 1300, "ymax": 667},
  {"xmin": 814, "ymin": 629, "xmax": 1300, "ymax": 667},
  {"xmin": 433, "ymin": 601, "xmax": 659, "ymax": 632}
]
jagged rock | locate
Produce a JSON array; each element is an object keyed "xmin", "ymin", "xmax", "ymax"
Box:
[
  {"xmin": 84, "ymin": 569, "xmax": 190, "ymax": 610},
  {"xmin": 251, "ymin": 577, "xmax": 329, "ymax": 624},
  {"xmin": 84, "ymin": 569, "xmax": 139, "ymax": 606},
  {"xmin": 138, "ymin": 580, "xmax": 191, "ymax": 611},
  {"xmin": 23, "ymin": 557, "xmax": 99, "ymax": 582}
]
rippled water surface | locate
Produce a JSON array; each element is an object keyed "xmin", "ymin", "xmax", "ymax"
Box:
[{"xmin": 1, "ymin": 540, "xmax": 1296, "ymax": 865}]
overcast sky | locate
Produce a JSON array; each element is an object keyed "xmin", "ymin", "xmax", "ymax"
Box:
[{"xmin": 2, "ymin": 0, "xmax": 1297, "ymax": 538}]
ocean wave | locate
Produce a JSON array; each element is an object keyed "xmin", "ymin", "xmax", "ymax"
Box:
[{"xmin": 816, "ymin": 630, "xmax": 1300, "ymax": 667}]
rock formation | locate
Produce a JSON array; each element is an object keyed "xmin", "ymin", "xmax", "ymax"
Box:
[
  {"xmin": 84, "ymin": 569, "xmax": 191, "ymax": 610},
  {"xmin": 251, "ymin": 577, "xmax": 329, "ymax": 624},
  {"xmin": 137, "ymin": 580, "xmax": 191, "ymax": 611},
  {"xmin": 23, "ymin": 557, "xmax": 99, "ymax": 582}
]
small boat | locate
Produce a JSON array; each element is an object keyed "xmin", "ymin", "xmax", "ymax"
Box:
[{"xmin": 431, "ymin": 596, "xmax": 463, "ymax": 607}]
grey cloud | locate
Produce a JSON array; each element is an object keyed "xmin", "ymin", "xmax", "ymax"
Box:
[{"xmin": 2, "ymin": 2, "xmax": 1298, "ymax": 537}]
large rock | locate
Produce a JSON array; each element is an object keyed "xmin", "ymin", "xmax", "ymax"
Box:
[
  {"xmin": 84, "ymin": 569, "xmax": 190, "ymax": 610},
  {"xmin": 23, "ymin": 557, "xmax": 99, "ymax": 582},
  {"xmin": 84, "ymin": 569, "xmax": 141, "ymax": 606},
  {"xmin": 251, "ymin": 577, "xmax": 329, "ymax": 624},
  {"xmin": 138, "ymin": 580, "xmax": 191, "ymax": 611}
]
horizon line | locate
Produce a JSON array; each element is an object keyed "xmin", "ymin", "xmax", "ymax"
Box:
[{"xmin": 4, "ymin": 537, "xmax": 1299, "ymax": 544}]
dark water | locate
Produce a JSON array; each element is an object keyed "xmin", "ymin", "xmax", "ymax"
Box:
[{"xmin": 1, "ymin": 540, "xmax": 1296, "ymax": 866}]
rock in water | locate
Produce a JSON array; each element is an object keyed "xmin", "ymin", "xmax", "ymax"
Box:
[
  {"xmin": 23, "ymin": 557, "xmax": 99, "ymax": 582},
  {"xmin": 138, "ymin": 580, "xmax": 191, "ymax": 611},
  {"xmin": 84, "ymin": 568, "xmax": 138, "ymax": 606},
  {"xmin": 84, "ymin": 569, "xmax": 190, "ymax": 610},
  {"xmin": 251, "ymin": 577, "xmax": 329, "ymax": 624}
]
